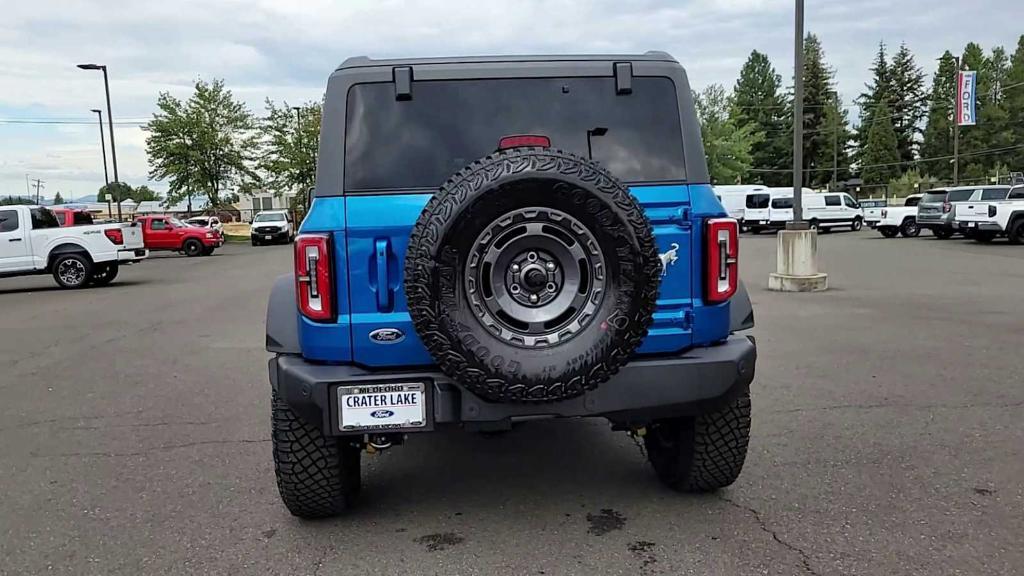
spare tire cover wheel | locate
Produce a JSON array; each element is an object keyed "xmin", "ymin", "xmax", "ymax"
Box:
[{"xmin": 404, "ymin": 148, "xmax": 661, "ymax": 403}]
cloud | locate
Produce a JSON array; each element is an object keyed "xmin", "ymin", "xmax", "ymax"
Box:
[{"xmin": 0, "ymin": 0, "xmax": 1020, "ymax": 197}]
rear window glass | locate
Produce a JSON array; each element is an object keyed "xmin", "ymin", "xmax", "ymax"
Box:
[
  {"xmin": 771, "ymin": 197, "xmax": 793, "ymax": 209},
  {"xmin": 946, "ymin": 190, "xmax": 974, "ymax": 202},
  {"xmin": 746, "ymin": 194, "xmax": 769, "ymax": 209},
  {"xmin": 1010, "ymin": 187, "xmax": 1024, "ymax": 199},
  {"xmin": 30, "ymin": 207, "xmax": 59, "ymax": 229},
  {"xmin": 905, "ymin": 196, "xmax": 921, "ymax": 207},
  {"xmin": 73, "ymin": 212, "xmax": 93, "ymax": 225},
  {"xmin": 344, "ymin": 77, "xmax": 686, "ymax": 191},
  {"xmin": 922, "ymin": 192, "xmax": 947, "ymax": 203},
  {"xmin": 55, "ymin": 212, "xmax": 67, "ymax": 226},
  {"xmin": 980, "ymin": 189, "xmax": 1008, "ymax": 200}
]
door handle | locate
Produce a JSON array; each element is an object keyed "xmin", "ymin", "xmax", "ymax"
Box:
[
  {"xmin": 375, "ymin": 238, "xmax": 392, "ymax": 311},
  {"xmin": 8, "ymin": 238, "xmax": 21, "ymax": 242}
]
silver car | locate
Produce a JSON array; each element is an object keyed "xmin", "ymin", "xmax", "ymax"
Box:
[{"xmin": 917, "ymin": 186, "xmax": 1010, "ymax": 239}]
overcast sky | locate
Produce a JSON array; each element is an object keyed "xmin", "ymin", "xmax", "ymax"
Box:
[{"xmin": 1, "ymin": 0, "xmax": 1019, "ymax": 199}]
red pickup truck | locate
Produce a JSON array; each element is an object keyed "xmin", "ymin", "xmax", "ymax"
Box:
[
  {"xmin": 51, "ymin": 207, "xmax": 94, "ymax": 227},
  {"xmin": 134, "ymin": 215, "xmax": 224, "ymax": 257}
]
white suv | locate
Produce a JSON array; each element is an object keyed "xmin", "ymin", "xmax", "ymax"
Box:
[{"xmin": 251, "ymin": 211, "xmax": 294, "ymax": 245}]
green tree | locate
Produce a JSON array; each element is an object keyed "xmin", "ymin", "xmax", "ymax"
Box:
[
  {"xmin": 258, "ymin": 99, "xmax": 321, "ymax": 209},
  {"xmin": 97, "ymin": 182, "xmax": 133, "ymax": 204},
  {"xmin": 920, "ymin": 51, "xmax": 958, "ymax": 181},
  {"xmin": 52, "ymin": 192, "xmax": 65, "ymax": 205},
  {"xmin": 1005, "ymin": 36, "xmax": 1024, "ymax": 174},
  {"xmin": 857, "ymin": 42, "xmax": 891, "ymax": 162},
  {"xmin": 820, "ymin": 93, "xmax": 854, "ymax": 189},
  {"xmin": 131, "ymin": 185, "xmax": 161, "ymax": 202},
  {"xmin": 731, "ymin": 50, "xmax": 790, "ymax": 186},
  {"xmin": 694, "ymin": 84, "xmax": 761, "ymax": 184},
  {"xmin": 888, "ymin": 43, "xmax": 927, "ymax": 165},
  {"xmin": 795, "ymin": 34, "xmax": 844, "ymax": 188},
  {"xmin": 146, "ymin": 79, "xmax": 257, "ymax": 209},
  {"xmin": 861, "ymin": 101, "xmax": 901, "ymax": 187},
  {"xmin": 1, "ymin": 196, "xmax": 32, "ymax": 205}
]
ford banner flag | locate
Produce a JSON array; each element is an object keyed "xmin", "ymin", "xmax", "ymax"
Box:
[{"xmin": 956, "ymin": 70, "xmax": 977, "ymax": 126}]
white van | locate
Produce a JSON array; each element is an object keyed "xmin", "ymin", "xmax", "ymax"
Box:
[
  {"xmin": 763, "ymin": 191, "xmax": 864, "ymax": 231},
  {"xmin": 713, "ymin": 185, "xmax": 767, "ymax": 226},
  {"xmin": 747, "ymin": 188, "xmax": 811, "ymax": 233}
]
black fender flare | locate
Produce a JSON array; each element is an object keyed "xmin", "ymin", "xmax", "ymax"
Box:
[
  {"xmin": 266, "ymin": 274, "xmax": 300, "ymax": 354},
  {"xmin": 730, "ymin": 280, "xmax": 754, "ymax": 333}
]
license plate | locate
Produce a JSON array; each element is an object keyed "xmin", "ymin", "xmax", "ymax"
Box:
[
  {"xmin": 265, "ymin": 235, "xmax": 272, "ymax": 240},
  {"xmin": 760, "ymin": 220, "xmax": 768, "ymax": 225},
  {"xmin": 337, "ymin": 383, "xmax": 426, "ymax": 431}
]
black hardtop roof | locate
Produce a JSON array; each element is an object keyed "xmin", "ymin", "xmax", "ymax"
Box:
[{"xmin": 336, "ymin": 51, "xmax": 677, "ymax": 71}]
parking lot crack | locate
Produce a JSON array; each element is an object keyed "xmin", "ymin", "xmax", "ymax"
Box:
[
  {"xmin": 32, "ymin": 438, "xmax": 269, "ymax": 459},
  {"xmin": 717, "ymin": 494, "xmax": 820, "ymax": 576},
  {"xmin": 773, "ymin": 399, "xmax": 1024, "ymax": 415}
]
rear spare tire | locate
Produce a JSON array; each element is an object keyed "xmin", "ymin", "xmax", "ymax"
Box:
[{"xmin": 405, "ymin": 148, "xmax": 661, "ymax": 403}]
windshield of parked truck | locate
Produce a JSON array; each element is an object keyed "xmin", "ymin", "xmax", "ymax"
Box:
[
  {"xmin": 255, "ymin": 213, "xmax": 285, "ymax": 222},
  {"xmin": 344, "ymin": 76, "xmax": 686, "ymax": 191}
]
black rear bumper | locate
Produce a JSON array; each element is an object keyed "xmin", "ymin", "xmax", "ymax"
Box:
[{"xmin": 269, "ymin": 335, "xmax": 756, "ymax": 434}]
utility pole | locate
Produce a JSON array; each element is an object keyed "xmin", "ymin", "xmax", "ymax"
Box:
[
  {"xmin": 789, "ymin": 0, "xmax": 806, "ymax": 228},
  {"xmin": 953, "ymin": 56, "xmax": 961, "ymax": 186},
  {"xmin": 25, "ymin": 174, "xmax": 30, "ymax": 197},
  {"xmin": 31, "ymin": 179, "xmax": 45, "ymax": 204}
]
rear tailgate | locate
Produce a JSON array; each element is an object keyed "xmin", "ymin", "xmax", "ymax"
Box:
[
  {"xmin": 119, "ymin": 222, "xmax": 145, "ymax": 250},
  {"xmin": 955, "ymin": 202, "xmax": 992, "ymax": 223}
]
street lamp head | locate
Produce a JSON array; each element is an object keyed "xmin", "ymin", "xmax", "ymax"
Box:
[
  {"xmin": 90, "ymin": 108, "xmax": 102, "ymax": 114},
  {"xmin": 589, "ymin": 127, "xmax": 608, "ymax": 137},
  {"xmin": 77, "ymin": 63, "xmax": 104, "ymax": 70}
]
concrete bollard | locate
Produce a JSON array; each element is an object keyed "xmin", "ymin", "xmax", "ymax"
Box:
[{"xmin": 767, "ymin": 229, "xmax": 828, "ymax": 292}]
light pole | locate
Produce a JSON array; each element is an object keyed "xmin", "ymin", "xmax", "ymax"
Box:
[
  {"xmin": 91, "ymin": 109, "xmax": 113, "ymax": 218},
  {"xmin": 829, "ymin": 90, "xmax": 839, "ymax": 192},
  {"xmin": 788, "ymin": 0, "xmax": 806, "ymax": 229},
  {"xmin": 952, "ymin": 56, "xmax": 961, "ymax": 186},
  {"xmin": 78, "ymin": 63, "xmax": 121, "ymax": 220}
]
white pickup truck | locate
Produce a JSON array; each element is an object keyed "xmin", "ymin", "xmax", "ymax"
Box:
[
  {"xmin": 0, "ymin": 205, "xmax": 147, "ymax": 288},
  {"xmin": 873, "ymin": 194, "xmax": 923, "ymax": 238},
  {"xmin": 954, "ymin": 186, "xmax": 1024, "ymax": 243}
]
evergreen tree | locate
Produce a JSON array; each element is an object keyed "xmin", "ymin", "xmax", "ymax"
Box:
[
  {"xmin": 52, "ymin": 192, "xmax": 65, "ymax": 205},
  {"xmin": 730, "ymin": 50, "xmax": 790, "ymax": 186},
  {"xmin": 888, "ymin": 43, "xmax": 927, "ymax": 165},
  {"xmin": 1005, "ymin": 36, "xmax": 1024, "ymax": 174},
  {"xmin": 820, "ymin": 93, "xmax": 854, "ymax": 189},
  {"xmin": 801, "ymin": 34, "xmax": 843, "ymax": 188},
  {"xmin": 920, "ymin": 51, "xmax": 958, "ymax": 181},
  {"xmin": 861, "ymin": 101, "xmax": 901, "ymax": 188},
  {"xmin": 857, "ymin": 42, "xmax": 891, "ymax": 160},
  {"xmin": 694, "ymin": 84, "xmax": 761, "ymax": 184}
]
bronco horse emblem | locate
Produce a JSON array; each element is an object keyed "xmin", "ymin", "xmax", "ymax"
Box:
[{"xmin": 659, "ymin": 243, "xmax": 680, "ymax": 276}]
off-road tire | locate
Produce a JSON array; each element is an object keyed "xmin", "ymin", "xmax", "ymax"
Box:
[
  {"xmin": 851, "ymin": 217, "xmax": 863, "ymax": 231},
  {"xmin": 900, "ymin": 219, "xmax": 920, "ymax": 238},
  {"xmin": 644, "ymin": 390, "xmax": 752, "ymax": 492},
  {"xmin": 51, "ymin": 253, "xmax": 92, "ymax": 289},
  {"xmin": 879, "ymin": 226, "xmax": 899, "ymax": 238},
  {"xmin": 404, "ymin": 147, "xmax": 661, "ymax": 404},
  {"xmin": 271, "ymin": 392, "xmax": 360, "ymax": 518},
  {"xmin": 183, "ymin": 239, "xmax": 204, "ymax": 257},
  {"xmin": 932, "ymin": 228, "xmax": 953, "ymax": 240},
  {"xmin": 1007, "ymin": 218, "xmax": 1024, "ymax": 245},
  {"xmin": 88, "ymin": 262, "xmax": 119, "ymax": 286}
]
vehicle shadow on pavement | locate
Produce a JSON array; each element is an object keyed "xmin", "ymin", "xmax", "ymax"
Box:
[
  {"xmin": 0, "ymin": 280, "xmax": 150, "ymax": 296},
  {"xmin": 341, "ymin": 420, "xmax": 687, "ymax": 520}
]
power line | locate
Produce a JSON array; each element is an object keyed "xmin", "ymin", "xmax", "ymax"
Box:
[{"xmin": 747, "ymin": 143, "xmax": 1024, "ymax": 173}]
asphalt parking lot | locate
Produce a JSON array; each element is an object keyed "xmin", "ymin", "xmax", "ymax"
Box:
[{"xmin": 2, "ymin": 233, "xmax": 1022, "ymax": 576}]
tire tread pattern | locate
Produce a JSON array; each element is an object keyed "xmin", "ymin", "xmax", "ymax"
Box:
[{"xmin": 271, "ymin": 392, "xmax": 357, "ymax": 518}]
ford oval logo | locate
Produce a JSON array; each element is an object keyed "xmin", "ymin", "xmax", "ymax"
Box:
[
  {"xmin": 369, "ymin": 328, "xmax": 405, "ymax": 344},
  {"xmin": 371, "ymin": 409, "xmax": 395, "ymax": 419}
]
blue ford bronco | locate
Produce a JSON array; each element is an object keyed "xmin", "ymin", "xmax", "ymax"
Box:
[{"xmin": 265, "ymin": 52, "xmax": 756, "ymax": 518}]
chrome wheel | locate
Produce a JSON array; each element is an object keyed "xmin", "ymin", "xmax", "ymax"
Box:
[
  {"xmin": 465, "ymin": 207, "xmax": 606, "ymax": 348},
  {"xmin": 57, "ymin": 258, "xmax": 87, "ymax": 286}
]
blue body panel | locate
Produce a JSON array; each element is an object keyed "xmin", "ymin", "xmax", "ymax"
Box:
[{"xmin": 296, "ymin": 184, "xmax": 730, "ymax": 366}]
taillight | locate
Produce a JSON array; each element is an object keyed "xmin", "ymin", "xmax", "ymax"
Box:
[
  {"xmin": 942, "ymin": 202, "xmax": 952, "ymax": 213},
  {"xmin": 988, "ymin": 205, "xmax": 997, "ymax": 217},
  {"xmin": 498, "ymin": 134, "xmax": 551, "ymax": 150},
  {"xmin": 706, "ymin": 218, "xmax": 739, "ymax": 303},
  {"xmin": 104, "ymin": 228, "xmax": 124, "ymax": 245},
  {"xmin": 881, "ymin": 209, "xmax": 888, "ymax": 218},
  {"xmin": 295, "ymin": 234, "xmax": 333, "ymax": 322}
]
